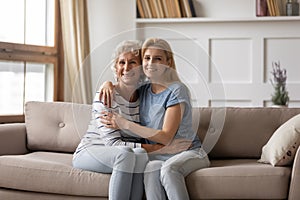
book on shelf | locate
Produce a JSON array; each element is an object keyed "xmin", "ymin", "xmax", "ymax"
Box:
[
  {"xmin": 147, "ymin": 0, "xmax": 155, "ymax": 18},
  {"xmin": 156, "ymin": 0, "xmax": 165, "ymax": 18},
  {"xmin": 257, "ymin": 0, "xmax": 285, "ymax": 17},
  {"xmin": 166, "ymin": 0, "xmax": 175, "ymax": 17},
  {"xmin": 188, "ymin": 0, "xmax": 196, "ymax": 17},
  {"xmin": 165, "ymin": 0, "xmax": 180, "ymax": 18},
  {"xmin": 276, "ymin": 0, "xmax": 285, "ymax": 16},
  {"xmin": 179, "ymin": 0, "xmax": 196, "ymax": 17},
  {"xmin": 179, "ymin": 0, "xmax": 187, "ymax": 17},
  {"xmin": 142, "ymin": 0, "xmax": 152, "ymax": 18},
  {"xmin": 173, "ymin": 0, "xmax": 182, "ymax": 18},
  {"xmin": 137, "ymin": 0, "xmax": 145, "ymax": 18},
  {"xmin": 148, "ymin": 0, "xmax": 159, "ymax": 18},
  {"xmin": 137, "ymin": 0, "xmax": 196, "ymax": 18},
  {"xmin": 161, "ymin": 0, "xmax": 170, "ymax": 18},
  {"xmin": 267, "ymin": 0, "xmax": 281, "ymax": 16}
]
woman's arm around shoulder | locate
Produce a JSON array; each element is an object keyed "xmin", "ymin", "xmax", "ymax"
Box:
[{"xmin": 99, "ymin": 81, "xmax": 114, "ymax": 108}]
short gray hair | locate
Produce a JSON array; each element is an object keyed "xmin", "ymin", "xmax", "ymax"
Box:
[{"xmin": 111, "ymin": 40, "xmax": 142, "ymax": 81}]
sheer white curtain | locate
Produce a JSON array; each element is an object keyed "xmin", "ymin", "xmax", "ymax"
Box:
[{"xmin": 60, "ymin": 0, "xmax": 92, "ymax": 104}]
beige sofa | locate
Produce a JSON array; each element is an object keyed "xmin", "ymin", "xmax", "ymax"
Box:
[{"xmin": 0, "ymin": 101, "xmax": 300, "ymax": 200}]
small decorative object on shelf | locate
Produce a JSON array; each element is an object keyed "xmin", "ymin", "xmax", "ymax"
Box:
[
  {"xmin": 286, "ymin": 0, "xmax": 299, "ymax": 16},
  {"xmin": 270, "ymin": 61, "xmax": 289, "ymax": 107},
  {"xmin": 256, "ymin": 0, "xmax": 268, "ymax": 16}
]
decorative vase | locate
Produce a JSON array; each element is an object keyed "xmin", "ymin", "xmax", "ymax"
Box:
[{"xmin": 286, "ymin": 0, "xmax": 299, "ymax": 16}]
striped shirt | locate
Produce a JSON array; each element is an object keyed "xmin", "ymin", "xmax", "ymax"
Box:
[{"xmin": 74, "ymin": 90, "xmax": 143, "ymax": 157}]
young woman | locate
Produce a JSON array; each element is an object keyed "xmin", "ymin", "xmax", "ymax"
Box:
[{"xmin": 101, "ymin": 38, "xmax": 210, "ymax": 200}]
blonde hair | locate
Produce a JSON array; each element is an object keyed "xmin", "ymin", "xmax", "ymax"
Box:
[
  {"xmin": 142, "ymin": 38, "xmax": 181, "ymax": 83},
  {"xmin": 111, "ymin": 40, "xmax": 142, "ymax": 81}
]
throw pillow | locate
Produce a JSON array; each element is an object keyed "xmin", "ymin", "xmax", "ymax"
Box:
[{"xmin": 258, "ymin": 113, "xmax": 300, "ymax": 166}]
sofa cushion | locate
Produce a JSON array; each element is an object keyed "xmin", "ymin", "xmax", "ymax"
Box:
[
  {"xmin": 0, "ymin": 189, "xmax": 104, "ymax": 200},
  {"xmin": 186, "ymin": 159, "xmax": 291, "ymax": 199},
  {"xmin": 0, "ymin": 152, "xmax": 109, "ymax": 197},
  {"xmin": 0, "ymin": 153, "xmax": 291, "ymax": 199},
  {"xmin": 25, "ymin": 101, "xmax": 92, "ymax": 152},
  {"xmin": 259, "ymin": 113, "xmax": 300, "ymax": 166}
]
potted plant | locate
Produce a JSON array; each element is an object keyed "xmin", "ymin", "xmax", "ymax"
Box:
[{"xmin": 270, "ymin": 61, "xmax": 289, "ymax": 107}]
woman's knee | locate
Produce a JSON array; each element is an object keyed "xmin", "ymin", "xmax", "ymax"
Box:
[
  {"xmin": 113, "ymin": 147, "xmax": 136, "ymax": 173},
  {"xmin": 144, "ymin": 160, "xmax": 164, "ymax": 186},
  {"xmin": 113, "ymin": 146, "xmax": 135, "ymax": 165},
  {"xmin": 133, "ymin": 148, "xmax": 149, "ymax": 173},
  {"xmin": 160, "ymin": 152, "xmax": 210, "ymax": 182},
  {"xmin": 144, "ymin": 160, "xmax": 163, "ymax": 174},
  {"xmin": 160, "ymin": 163, "xmax": 180, "ymax": 184}
]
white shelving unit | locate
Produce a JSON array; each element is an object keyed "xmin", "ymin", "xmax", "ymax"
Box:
[{"xmin": 136, "ymin": 16, "xmax": 300, "ymax": 23}]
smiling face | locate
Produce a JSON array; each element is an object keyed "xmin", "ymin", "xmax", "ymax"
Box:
[
  {"xmin": 116, "ymin": 52, "xmax": 142, "ymax": 86},
  {"xmin": 142, "ymin": 47, "xmax": 170, "ymax": 81}
]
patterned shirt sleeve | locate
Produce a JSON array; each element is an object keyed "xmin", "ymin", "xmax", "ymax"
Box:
[{"xmin": 92, "ymin": 92, "xmax": 142, "ymax": 148}]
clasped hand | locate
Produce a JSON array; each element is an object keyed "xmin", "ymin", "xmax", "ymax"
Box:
[{"xmin": 100, "ymin": 111, "xmax": 125, "ymax": 129}]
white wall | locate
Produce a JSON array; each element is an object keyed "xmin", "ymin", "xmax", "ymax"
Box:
[
  {"xmin": 87, "ymin": 0, "xmax": 136, "ymax": 93},
  {"xmin": 87, "ymin": 0, "xmax": 300, "ymax": 107},
  {"xmin": 193, "ymin": 0, "xmax": 255, "ymax": 18},
  {"xmin": 136, "ymin": 21, "xmax": 300, "ymax": 107}
]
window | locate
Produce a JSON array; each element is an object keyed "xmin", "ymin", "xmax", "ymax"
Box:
[{"xmin": 0, "ymin": 0, "xmax": 63, "ymax": 123}]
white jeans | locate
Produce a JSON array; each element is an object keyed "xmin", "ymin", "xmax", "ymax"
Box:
[
  {"xmin": 73, "ymin": 145, "xmax": 148, "ymax": 200},
  {"xmin": 144, "ymin": 148, "xmax": 210, "ymax": 200}
]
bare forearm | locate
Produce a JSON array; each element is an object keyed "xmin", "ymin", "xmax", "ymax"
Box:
[
  {"xmin": 142, "ymin": 138, "xmax": 191, "ymax": 154},
  {"xmin": 141, "ymin": 143, "xmax": 163, "ymax": 153},
  {"xmin": 126, "ymin": 121, "xmax": 173, "ymax": 145}
]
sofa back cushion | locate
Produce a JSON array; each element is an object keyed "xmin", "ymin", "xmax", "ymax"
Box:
[
  {"xmin": 194, "ymin": 107, "xmax": 300, "ymax": 159},
  {"xmin": 25, "ymin": 101, "xmax": 300, "ymax": 158},
  {"xmin": 25, "ymin": 101, "xmax": 92, "ymax": 153}
]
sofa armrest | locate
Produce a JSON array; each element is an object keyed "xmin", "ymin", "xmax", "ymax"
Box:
[
  {"xmin": 288, "ymin": 146, "xmax": 300, "ymax": 200},
  {"xmin": 0, "ymin": 123, "xmax": 29, "ymax": 155}
]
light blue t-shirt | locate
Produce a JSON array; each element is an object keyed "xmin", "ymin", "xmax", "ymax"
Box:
[{"xmin": 139, "ymin": 82, "xmax": 201, "ymax": 156}]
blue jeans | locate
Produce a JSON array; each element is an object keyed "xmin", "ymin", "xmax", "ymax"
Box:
[
  {"xmin": 144, "ymin": 148, "xmax": 210, "ymax": 200},
  {"xmin": 73, "ymin": 145, "xmax": 148, "ymax": 200}
]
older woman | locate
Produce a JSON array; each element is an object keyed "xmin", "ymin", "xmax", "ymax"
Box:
[{"xmin": 73, "ymin": 40, "xmax": 148, "ymax": 200}]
